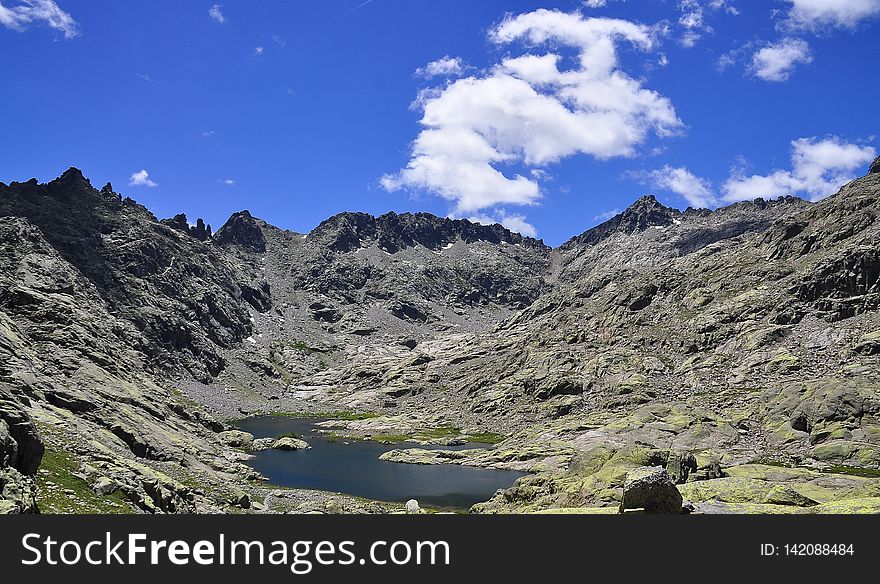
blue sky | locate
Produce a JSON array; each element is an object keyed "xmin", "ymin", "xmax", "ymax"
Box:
[{"xmin": 1, "ymin": 0, "xmax": 878, "ymax": 245}]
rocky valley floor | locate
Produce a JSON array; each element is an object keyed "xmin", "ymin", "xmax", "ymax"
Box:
[{"xmin": 3, "ymin": 163, "xmax": 880, "ymax": 515}]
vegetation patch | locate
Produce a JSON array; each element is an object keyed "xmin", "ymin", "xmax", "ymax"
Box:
[
  {"xmin": 823, "ymin": 466, "xmax": 880, "ymax": 479},
  {"xmin": 36, "ymin": 446, "xmax": 133, "ymax": 514}
]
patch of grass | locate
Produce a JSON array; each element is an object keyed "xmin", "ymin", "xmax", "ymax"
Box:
[
  {"xmin": 748, "ymin": 457, "xmax": 795, "ymax": 469},
  {"xmin": 823, "ymin": 466, "xmax": 880, "ymax": 478},
  {"xmin": 416, "ymin": 426, "xmax": 461, "ymax": 440},
  {"xmin": 289, "ymin": 340, "xmax": 319, "ymax": 354},
  {"xmin": 36, "ymin": 446, "xmax": 134, "ymax": 514},
  {"xmin": 269, "ymin": 411, "xmax": 380, "ymax": 421}
]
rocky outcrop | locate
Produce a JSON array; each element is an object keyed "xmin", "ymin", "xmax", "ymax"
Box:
[
  {"xmin": 272, "ymin": 437, "xmax": 310, "ymax": 451},
  {"xmin": 214, "ymin": 211, "xmax": 268, "ymax": 252},
  {"xmin": 0, "ymin": 388, "xmax": 44, "ymax": 514},
  {"xmin": 311, "ymin": 211, "xmax": 548, "ymax": 254},
  {"xmin": 161, "ymin": 214, "xmax": 212, "ymax": 241}
]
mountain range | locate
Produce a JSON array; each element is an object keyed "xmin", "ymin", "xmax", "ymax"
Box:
[{"xmin": 2, "ymin": 161, "xmax": 880, "ymax": 514}]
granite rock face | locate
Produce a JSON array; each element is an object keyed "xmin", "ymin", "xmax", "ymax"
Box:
[{"xmin": 0, "ymin": 170, "xmax": 270, "ymax": 382}]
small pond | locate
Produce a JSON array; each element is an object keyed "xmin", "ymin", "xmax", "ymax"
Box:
[{"xmin": 233, "ymin": 416, "xmax": 526, "ymax": 510}]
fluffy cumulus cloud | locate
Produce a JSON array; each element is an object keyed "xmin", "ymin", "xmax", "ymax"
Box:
[
  {"xmin": 208, "ymin": 4, "xmax": 226, "ymax": 24},
  {"xmin": 129, "ymin": 170, "xmax": 158, "ymax": 188},
  {"xmin": 750, "ymin": 38, "xmax": 813, "ymax": 81},
  {"xmin": 382, "ymin": 9, "xmax": 682, "ymax": 219},
  {"xmin": 0, "ymin": 0, "xmax": 78, "ymax": 38},
  {"xmin": 783, "ymin": 0, "xmax": 880, "ymax": 30},
  {"xmin": 469, "ymin": 211, "xmax": 539, "ymax": 239},
  {"xmin": 723, "ymin": 137, "xmax": 876, "ymax": 202},
  {"xmin": 639, "ymin": 165, "xmax": 718, "ymax": 208},
  {"xmin": 415, "ymin": 56, "xmax": 464, "ymax": 78},
  {"xmin": 720, "ymin": 1, "xmax": 880, "ymax": 84}
]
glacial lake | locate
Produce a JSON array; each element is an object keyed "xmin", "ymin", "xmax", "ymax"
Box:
[{"xmin": 233, "ymin": 416, "xmax": 526, "ymax": 509}]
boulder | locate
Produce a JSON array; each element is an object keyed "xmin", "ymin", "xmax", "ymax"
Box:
[
  {"xmin": 217, "ymin": 430, "xmax": 255, "ymax": 449},
  {"xmin": 618, "ymin": 467, "xmax": 683, "ymax": 514},
  {"xmin": 251, "ymin": 438, "xmax": 276, "ymax": 451},
  {"xmin": 405, "ymin": 499, "xmax": 422, "ymax": 514},
  {"xmin": 92, "ymin": 477, "xmax": 119, "ymax": 496},
  {"xmin": 272, "ymin": 437, "xmax": 310, "ymax": 451}
]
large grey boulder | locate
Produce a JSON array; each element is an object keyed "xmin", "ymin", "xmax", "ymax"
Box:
[
  {"xmin": 619, "ymin": 467, "xmax": 683, "ymax": 514},
  {"xmin": 272, "ymin": 437, "xmax": 311, "ymax": 451}
]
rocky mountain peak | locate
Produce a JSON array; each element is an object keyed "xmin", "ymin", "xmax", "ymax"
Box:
[
  {"xmin": 214, "ymin": 210, "xmax": 267, "ymax": 252},
  {"xmin": 38, "ymin": 166, "xmax": 95, "ymax": 200},
  {"xmin": 310, "ymin": 210, "xmax": 548, "ymax": 254},
  {"xmin": 58, "ymin": 166, "xmax": 89, "ymax": 183},
  {"xmin": 870, "ymin": 156, "xmax": 880, "ymax": 174},
  {"xmin": 161, "ymin": 213, "xmax": 213, "ymax": 242},
  {"xmin": 562, "ymin": 194, "xmax": 681, "ymax": 249}
]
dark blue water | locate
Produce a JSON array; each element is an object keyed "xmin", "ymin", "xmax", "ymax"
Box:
[{"xmin": 233, "ymin": 416, "xmax": 525, "ymax": 509}]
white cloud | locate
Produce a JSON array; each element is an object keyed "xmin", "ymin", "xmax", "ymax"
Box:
[
  {"xmin": 136, "ymin": 73, "xmax": 157, "ymax": 83},
  {"xmin": 750, "ymin": 38, "xmax": 813, "ymax": 81},
  {"xmin": 593, "ymin": 208, "xmax": 620, "ymax": 222},
  {"xmin": 582, "ymin": 0, "xmax": 608, "ymax": 7},
  {"xmin": 667, "ymin": 0, "xmax": 739, "ymax": 47},
  {"xmin": 783, "ymin": 0, "xmax": 880, "ymax": 30},
  {"xmin": 129, "ymin": 170, "xmax": 158, "ymax": 188},
  {"xmin": 709, "ymin": 0, "xmax": 739, "ymax": 15},
  {"xmin": 208, "ymin": 4, "xmax": 226, "ymax": 24},
  {"xmin": 469, "ymin": 211, "xmax": 538, "ymax": 238},
  {"xmin": 679, "ymin": 0, "xmax": 706, "ymax": 31},
  {"xmin": 498, "ymin": 213, "xmax": 538, "ymax": 238},
  {"xmin": 415, "ymin": 56, "xmax": 464, "ymax": 78},
  {"xmin": 219, "ymin": 178, "xmax": 235, "ymax": 186},
  {"xmin": 253, "ymin": 46, "xmax": 264, "ymax": 56},
  {"xmin": 640, "ymin": 165, "xmax": 718, "ymax": 208},
  {"xmin": 382, "ymin": 10, "xmax": 682, "ymax": 215},
  {"xmin": 722, "ymin": 137, "xmax": 876, "ymax": 202},
  {"xmin": 0, "ymin": 0, "xmax": 78, "ymax": 38}
]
